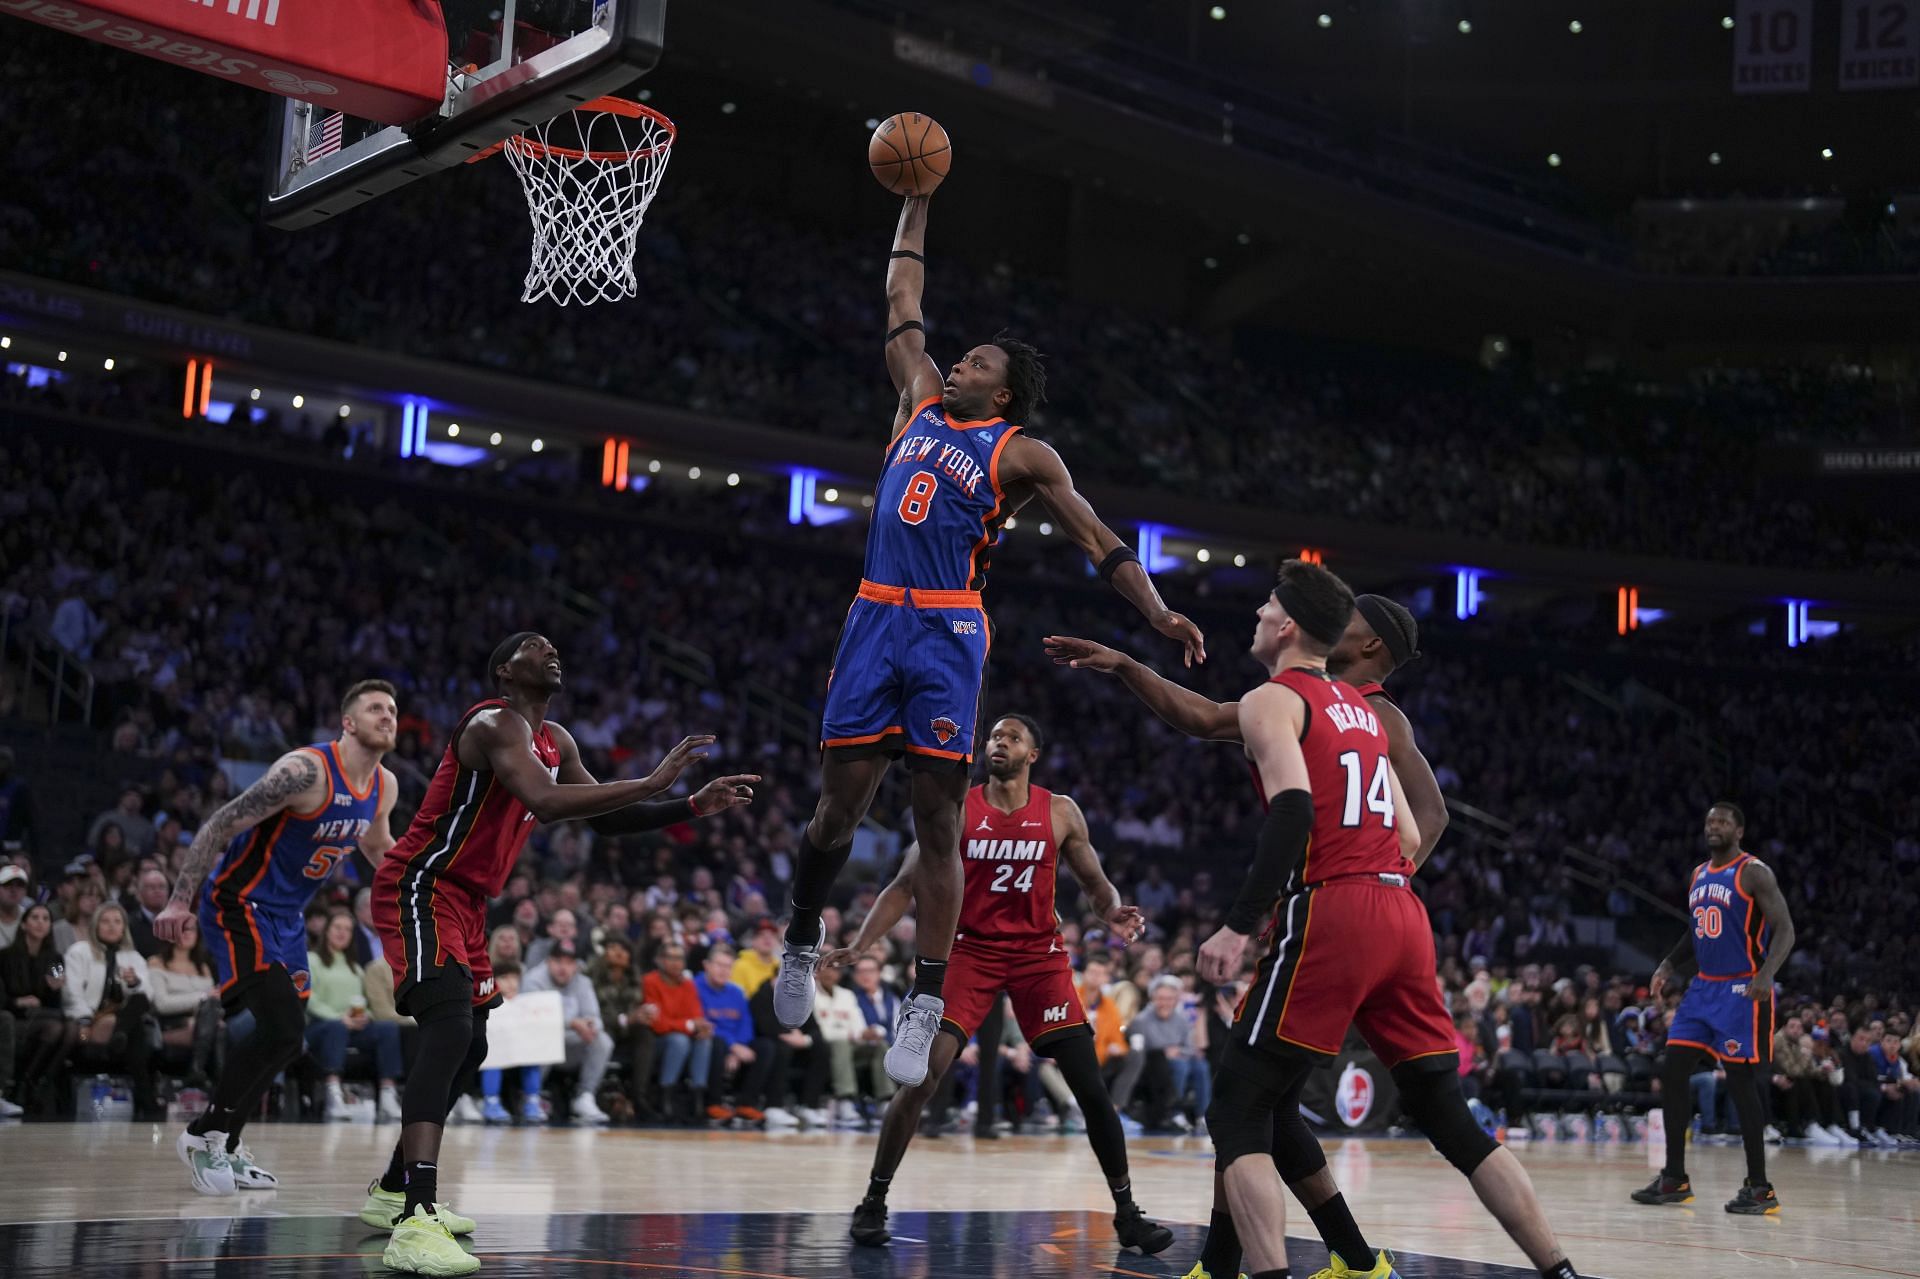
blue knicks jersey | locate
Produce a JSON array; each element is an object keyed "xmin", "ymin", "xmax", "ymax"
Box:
[
  {"xmin": 1686, "ymin": 852, "xmax": 1771, "ymax": 978},
  {"xmin": 206, "ymin": 741, "xmax": 382, "ymax": 914},
  {"xmin": 866, "ymin": 396, "xmax": 1021, "ymax": 593}
]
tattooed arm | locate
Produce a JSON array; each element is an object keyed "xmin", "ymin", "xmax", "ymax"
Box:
[{"xmin": 154, "ymin": 749, "xmax": 326, "ymax": 943}]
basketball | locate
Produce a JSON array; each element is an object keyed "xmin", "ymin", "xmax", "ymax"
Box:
[{"xmin": 868, "ymin": 112, "xmax": 951, "ymax": 197}]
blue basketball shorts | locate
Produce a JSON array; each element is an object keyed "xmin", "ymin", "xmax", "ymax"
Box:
[
  {"xmin": 1666, "ymin": 976, "xmax": 1775, "ymax": 1064},
  {"xmin": 820, "ymin": 581, "xmax": 990, "ymax": 769},
  {"xmin": 201, "ymin": 894, "xmax": 313, "ymax": 1001}
]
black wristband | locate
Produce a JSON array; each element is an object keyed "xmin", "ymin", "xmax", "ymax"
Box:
[
  {"xmin": 886, "ymin": 319, "xmax": 925, "ymax": 344},
  {"xmin": 1096, "ymin": 546, "xmax": 1141, "ymax": 583},
  {"xmin": 1225, "ymin": 788, "xmax": 1314, "ymax": 934},
  {"xmin": 889, "ymin": 250, "xmax": 925, "ymax": 263}
]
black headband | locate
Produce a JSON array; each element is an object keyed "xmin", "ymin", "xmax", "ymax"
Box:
[
  {"xmin": 487, "ymin": 631, "xmax": 540, "ymax": 685},
  {"xmin": 1355, "ymin": 594, "xmax": 1420, "ymax": 670},
  {"xmin": 1273, "ymin": 579, "xmax": 1351, "ymax": 646}
]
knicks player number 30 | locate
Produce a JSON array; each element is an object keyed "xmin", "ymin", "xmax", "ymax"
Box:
[
  {"xmin": 897, "ymin": 471, "xmax": 939, "ymax": 525},
  {"xmin": 1336, "ymin": 750, "xmax": 1396, "ymax": 829}
]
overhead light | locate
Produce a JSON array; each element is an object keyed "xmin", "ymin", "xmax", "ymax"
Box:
[
  {"xmin": 56, "ymin": 351, "xmax": 66, "ymax": 362},
  {"xmin": 1005, "ymin": 517, "xmax": 1018, "ymax": 530},
  {"xmin": 103, "ymin": 358, "xmax": 115, "ymax": 370},
  {"xmin": 532, "ymin": 438, "xmax": 545, "ymax": 453},
  {"xmin": 446, "ymin": 422, "xmax": 458, "ymax": 437},
  {"xmin": 688, "ymin": 465, "xmax": 702, "ymax": 479},
  {"xmin": 1457, "ymin": 18, "xmax": 1472, "ymax": 33},
  {"xmin": 1233, "ymin": 554, "xmax": 1247, "ymax": 567},
  {"xmin": 1038, "ymin": 521, "xmax": 1053, "ymax": 536},
  {"xmin": 1196, "ymin": 548, "xmax": 1211, "ymax": 563},
  {"xmin": 249, "ymin": 387, "xmax": 261, "ymax": 400},
  {"xmin": 0, "ymin": 337, "xmax": 9, "ymax": 349},
  {"xmin": 1721, "ymin": 15, "xmax": 1734, "ymax": 28},
  {"xmin": 489, "ymin": 431, "xmax": 502, "ymax": 445},
  {"xmin": 1569, "ymin": 19, "xmax": 1583, "ymax": 33},
  {"xmin": 647, "ymin": 458, "xmax": 662, "ymax": 473},
  {"xmin": 1203, "ymin": 256, "xmax": 1219, "ymax": 269},
  {"xmin": 1820, "ymin": 147, "xmax": 1834, "ymax": 159},
  {"xmin": 637, "ymin": 88, "xmax": 652, "ymax": 102},
  {"xmin": 823, "ymin": 487, "xmax": 839, "ymax": 502},
  {"xmin": 1209, "ymin": 5, "xmax": 1225, "ymax": 19},
  {"xmin": 338, "ymin": 404, "xmax": 351, "ymax": 417},
  {"xmin": 1708, "ymin": 151, "xmax": 1723, "ymax": 165},
  {"xmin": 720, "ymin": 102, "xmax": 737, "ymax": 114},
  {"xmin": 864, "ymin": 117, "xmax": 879, "ymax": 129},
  {"xmin": 726, "ymin": 472, "xmax": 741, "ymax": 486},
  {"xmin": 1236, "ymin": 231, "xmax": 1251, "ymax": 245},
  {"xmin": 862, "ymin": 495, "xmax": 875, "ymax": 508},
  {"xmin": 1547, "ymin": 152, "xmax": 1562, "ymax": 167},
  {"xmin": 292, "ymin": 394, "xmax": 305, "ymax": 408},
  {"xmin": 1317, "ymin": 13, "xmax": 1332, "ymax": 27}
]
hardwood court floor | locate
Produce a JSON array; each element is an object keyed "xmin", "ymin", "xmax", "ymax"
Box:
[{"xmin": 0, "ymin": 1121, "xmax": 1915, "ymax": 1278}]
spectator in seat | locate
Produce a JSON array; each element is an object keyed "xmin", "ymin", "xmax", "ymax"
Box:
[
  {"xmin": 146, "ymin": 911, "xmax": 223, "ymax": 1087},
  {"xmin": 591, "ymin": 935, "xmax": 659, "ymax": 1120},
  {"xmin": 696, "ymin": 945, "xmax": 754, "ymax": 1120},
  {"xmin": 1838, "ymin": 1026, "xmax": 1883, "ymax": 1141},
  {"xmin": 524, "ymin": 938, "xmax": 613, "ymax": 1125},
  {"xmin": 306, "ymin": 909, "xmax": 403, "ymax": 1123},
  {"xmin": 488, "ymin": 924, "xmax": 524, "ymax": 976},
  {"xmin": 0, "ymin": 864, "xmax": 28, "ymax": 949},
  {"xmin": 1870, "ymin": 1031, "xmax": 1920, "ymax": 1141},
  {"xmin": 731, "ymin": 919, "xmax": 781, "ymax": 999},
  {"xmin": 526, "ymin": 907, "xmax": 583, "ymax": 968},
  {"xmin": 1134, "ymin": 974, "xmax": 1208, "ymax": 1130},
  {"xmin": 742, "ymin": 974, "xmax": 825, "ymax": 1127},
  {"xmin": 1, "ymin": 902, "xmax": 74, "ymax": 1115},
  {"xmin": 477, "ymin": 963, "xmax": 545, "ymax": 1126},
  {"xmin": 1079, "ymin": 952, "xmax": 1140, "ymax": 1110},
  {"xmin": 1132, "ymin": 865, "xmax": 1178, "ymax": 918},
  {"xmin": 63, "ymin": 901, "xmax": 159, "ymax": 1119},
  {"xmin": 52, "ymin": 875, "xmax": 102, "ymax": 956},
  {"xmin": 126, "ymin": 867, "xmax": 172, "ymax": 959},
  {"xmin": 814, "ymin": 959, "xmax": 874, "ymax": 1125},
  {"xmin": 87, "ymin": 786, "xmax": 153, "ymax": 859},
  {"xmin": 847, "ymin": 954, "xmax": 899, "ymax": 1106},
  {"xmin": 0, "ymin": 748, "xmax": 36, "ymax": 861},
  {"xmin": 643, "ymin": 942, "xmax": 712, "ymax": 1122}
]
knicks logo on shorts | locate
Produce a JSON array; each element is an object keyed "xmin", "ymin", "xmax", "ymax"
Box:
[
  {"xmin": 290, "ymin": 970, "xmax": 311, "ymax": 994},
  {"xmin": 931, "ymin": 716, "xmax": 961, "ymax": 745},
  {"xmin": 1724, "ymin": 1039, "xmax": 1743, "ymax": 1057}
]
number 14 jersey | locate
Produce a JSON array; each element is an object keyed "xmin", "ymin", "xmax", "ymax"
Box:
[{"xmin": 957, "ymin": 783, "xmax": 1059, "ymax": 947}]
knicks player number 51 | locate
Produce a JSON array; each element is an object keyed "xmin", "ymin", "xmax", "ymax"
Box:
[
  {"xmin": 897, "ymin": 471, "xmax": 939, "ymax": 525},
  {"xmin": 302, "ymin": 844, "xmax": 356, "ymax": 881},
  {"xmin": 1335, "ymin": 750, "xmax": 1396, "ymax": 829}
]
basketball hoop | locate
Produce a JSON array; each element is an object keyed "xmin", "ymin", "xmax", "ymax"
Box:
[{"xmin": 480, "ymin": 96, "xmax": 675, "ymax": 306}]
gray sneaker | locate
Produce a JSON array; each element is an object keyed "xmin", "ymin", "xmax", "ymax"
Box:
[
  {"xmin": 773, "ymin": 920, "xmax": 825, "ymax": 1028},
  {"xmin": 885, "ymin": 992, "xmax": 945, "ymax": 1086}
]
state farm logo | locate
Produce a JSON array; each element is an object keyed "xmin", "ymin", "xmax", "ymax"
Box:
[
  {"xmin": 1335, "ymin": 1061, "xmax": 1374, "ymax": 1128},
  {"xmin": 3, "ymin": 2, "xmax": 337, "ymax": 95},
  {"xmin": 262, "ymin": 69, "xmax": 338, "ymax": 96}
]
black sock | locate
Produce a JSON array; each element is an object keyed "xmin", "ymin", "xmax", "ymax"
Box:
[
  {"xmin": 912, "ymin": 957, "xmax": 948, "ymax": 1000},
  {"xmin": 1542, "ymin": 1261, "xmax": 1579, "ymax": 1279},
  {"xmin": 1308, "ymin": 1193, "xmax": 1373, "ymax": 1273},
  {"xmin": 380, "ymin": 1140, "xmax": 407, "ymax": 1193},
  {"xmin": 1109, "ymin": 1179, "xmax": 1136, "ymax": 1211},
  {"xmin": 786, "ymin": 831, "xmax": 852, "ymax": 947},
  {"xmin": 188, "ymin": 1106, "xmax": 240, "ymax": 1140},
  {"xmin": 1199, "ymin": 1209, "xmax": 1242, "ymax": 1277},
  {"xmin": 402, "ymin": 1161, "xmax": 438, "ymax": 1218},
  {"xmin": 1251, "ymin": 1269, "xmax": 1291, "ymax": 1279},
  {"xmin": 865, "ymin": 1173, "xmax": 891, "ymax": 1202}
]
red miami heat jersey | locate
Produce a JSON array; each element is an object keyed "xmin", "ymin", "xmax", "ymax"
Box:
[
  {"xmin": 957, "ymin": 783, "xmax": 1059, "ymax": 946},
  {"xmin": 385, "ymin": 699, "xmax": 560, "ymax": 901},
  {"xmin": 1254, "ymin": 668, "xmax": 1413, "ymax": 886},
  {"xmin": 868, "ymin": 396, "xmax": 1021, "ymax": 592}
]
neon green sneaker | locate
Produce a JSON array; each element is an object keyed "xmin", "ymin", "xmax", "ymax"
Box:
[
  {"xmin": 359, "ymin": 1181, "xmax": 476, "ymax": 1235},
  {"xmin": 1180, "ymin": 1264, "xmax": 1250, "ymax": 1279},
  {"xmin": 382, "ymin": 1207, "xmax": 480, "ymax": 1275}
]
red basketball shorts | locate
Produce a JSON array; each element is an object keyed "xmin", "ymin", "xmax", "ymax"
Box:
[
  {"xmin": 1234, "ymin": 876, "xmax": 1456, "ymax": 1069},
  {"xmin": 372, "ymin": 858, "xmax": 498, "ymax": 1013},
  {"xmin": 938, "ymin": 934, "xmax": 1090, "ymax": 1051}
]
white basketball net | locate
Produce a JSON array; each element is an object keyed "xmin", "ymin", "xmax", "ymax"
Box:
[{"xmin": 503, "ymin": 101, "xmax": 675, "ymax": 306}]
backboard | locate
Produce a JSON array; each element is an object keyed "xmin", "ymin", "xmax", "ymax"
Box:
[{"xmin": 264, "ymin": 0, "xmax": 666, "ymax": 230}]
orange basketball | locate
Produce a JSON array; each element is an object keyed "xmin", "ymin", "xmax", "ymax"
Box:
[{"xmin": 868, "ymin": 112, "xmax": 951, "ymax": 197}]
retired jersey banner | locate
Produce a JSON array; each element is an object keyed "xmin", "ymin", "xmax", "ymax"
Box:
[
  {"xmin": 1734, "ymin": 0, "xmax": 1813, "ymax": 93},
  {"xmin": 1841, "ymin": 0, "xmax": 1919, "ymax": 89}
]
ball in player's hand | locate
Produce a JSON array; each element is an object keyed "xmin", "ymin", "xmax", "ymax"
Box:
[{"xmin": 868, "ymin": 112, "xmax": 951, "ymax": 197}]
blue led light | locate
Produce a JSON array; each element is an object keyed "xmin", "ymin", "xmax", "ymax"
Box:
[{"xmin": 1454, "ymin": 569, "xmax": 1486, "ymax": 619}]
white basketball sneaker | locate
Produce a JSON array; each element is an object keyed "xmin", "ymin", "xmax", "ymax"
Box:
[
  {"xmin": 885, "ymin": 993, "xmax": 945, "ymax": 1087},
  {"xmin": 773, "ymin": 920, "xmax": 825, "ymax": 1028}
]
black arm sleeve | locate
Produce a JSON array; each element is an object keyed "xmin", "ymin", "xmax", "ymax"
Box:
[
  {"xmin": 1225, "ymin": 788, "xmax": 1314, "ymax": 934},
  {"xmin": 588, "ymin": 797, "xmax": 696, "ymax": 837}
]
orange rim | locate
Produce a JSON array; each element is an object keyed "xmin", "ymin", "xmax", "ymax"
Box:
[{"xmin": 466, "ymin": 97, "xmax": 676, "ymax": 164}]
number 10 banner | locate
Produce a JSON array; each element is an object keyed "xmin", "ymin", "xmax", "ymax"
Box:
[
  {"xmin": 1841, "ymin": 0, "xmax": 1918, "ymax": 89},
  {"xmin": 1734, "ymin": 0, "xmax": 1812, "ymax": 93}
]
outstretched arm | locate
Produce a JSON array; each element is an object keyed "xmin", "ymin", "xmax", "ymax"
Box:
[
  {"xmin": 157, "ymin": 748, "xmax": 326, "ymax": 937},
  {"xmin": 1011, "ymin": 437, "xmax": 1205, "ymax": 667},
  {"xmin": 1741, "ymin": 859, "xmax": 1796, "ymax": 1000},
  {"xmin": 884, "ymin": 197, "xmax": 945, "ymax": 436},
  {"xmin": 1043, "ymin": 635, "xmax": 1239, "ymax": 740},
  {"xmin": 547, "ymin": 723, "xmax": 757, "ymax": 832},
  {"xmin": 1371, "ymin": 696, "xmax": 1446, "ymax": 867},
  {"xmin": 468, "ymin": 712, "xmax": 711, "ymax": 825},
  {"xmin": 825, "ymin": 843, "xmax": 922, "ymax": 966},
  {"xmin": 1054, "ymin": 794, "xmax": 1144, "ymax": 943}
]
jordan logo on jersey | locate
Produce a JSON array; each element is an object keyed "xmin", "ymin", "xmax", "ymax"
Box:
[{"xmin": 931, "ymin": 716, "xmax": 961, "ymax": 744}]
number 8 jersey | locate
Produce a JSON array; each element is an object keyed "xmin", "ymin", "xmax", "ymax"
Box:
[{"xmin": 868, "ymin": 396, "xmax": 1021, "ymax": 593}]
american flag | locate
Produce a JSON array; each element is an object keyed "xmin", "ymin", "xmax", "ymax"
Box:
[{"xmin": 305, "ymin": 110, "xmax": 344, "ymax": 163}]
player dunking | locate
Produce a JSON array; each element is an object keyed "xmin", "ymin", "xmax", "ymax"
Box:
[
  {"xmin": 365, "ymin": 633, "xmax": 757, "ymax": 1276},
  {"xmin": 821, "ymin": 714, "xmax": 1175, "ymax": 1255},
  {"xmin": 1048, "ymin": 591, "xmax": 1450, "ymax": 1279},
  {"xmin": 1050, "ymin": 562, "xmax": 1581, "ymax": 1279},
  {"xmin": 156, "ymin": 679, "xmax": 403, "ymax": 1198},
  {"xmin": 1631, "ymin": 801, "xmax": 1795, "ymax": 1216},
  {"xmin": 772, "ymin": 192, "xmax": 1206, "ymax": 1088}
]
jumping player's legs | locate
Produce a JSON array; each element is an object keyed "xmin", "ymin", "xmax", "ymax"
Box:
[
  {"xmin": 855, "ymin": 1029, "xmax": 963, "ymax": 1240},
  {"xmin": 904, "ymin": 764, "xmax": 967, "ymax": 974},
  {"xmin": 775, "ymin": 751, "xmax": 890, "ymax": 1029}
]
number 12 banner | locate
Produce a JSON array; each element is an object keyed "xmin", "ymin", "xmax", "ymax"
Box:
[
  {"xmin": 1841, "ymin": 0, "xmax": 1919, "ymax": 89},
  {"xmin": 1734, "ymin": 0, "xmax": 1812, "ymax": 93}
]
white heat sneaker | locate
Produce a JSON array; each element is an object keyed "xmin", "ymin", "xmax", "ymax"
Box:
[
  {"xmin": 378, "ymin": 1084, "xmax": 404, "ymax": 1124},
  {"xmin": 773, "ymin": 920, "xmax": 826, "ymax": 1028},
  {"xmin": 573, "ymin": 1092, "xmax": 611, "ymax": 1125},
  {"xmin": 177, "ymin": 1129, "xmax": 236, "ymax": 1197},
  {"xmin": 884, "ymin": 993, "xmax": 944, "ymax": 1086}
]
